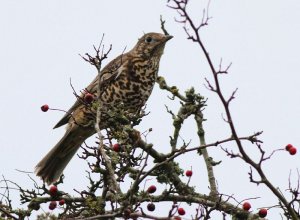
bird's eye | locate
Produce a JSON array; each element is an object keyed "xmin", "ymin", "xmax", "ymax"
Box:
[{"xmin": 145, "ymin": 36, "xmax": 153, "ymax": 43}]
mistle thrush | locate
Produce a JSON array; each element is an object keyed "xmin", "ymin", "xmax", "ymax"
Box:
[{"xmin": 35, "ymin": 32, "xmax": 172, "ymax": 184}]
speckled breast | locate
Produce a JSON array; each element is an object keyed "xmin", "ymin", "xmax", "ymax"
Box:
[{"xmin": 100, "ymin": 56, "xmax": 160, "ymax": 111}]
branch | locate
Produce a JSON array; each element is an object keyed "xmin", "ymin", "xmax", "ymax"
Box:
[{"xmin": 168, "ymin": 0, "xmax": 299, "ymax": 218}]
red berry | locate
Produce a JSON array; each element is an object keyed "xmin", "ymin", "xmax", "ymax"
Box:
[
  {"xmin": 49, "ymin": 201, "xmax": 57, "ymax": 210},
  {"xmin": 147, "ymin": 185, "xmax": 157, "ymax": 194},
  {"xmin": 258, "ymin": 208, "xmax": 267, "ymax": 218},
  {"xmin": 173, "ymin": 217, "xmax": 182, "ymax": 220},
  {"xmin": 178, "ymin": 207, "xmax": 185, "ymax": 215},
  {"xmin": 147, "ymin": 203, "xmax": 155, "ymax": 211},
  {"xmin": 49, "ymin": 185, "xmax": 58, "ymax": 196},
  {"xmin": 59, "ymin": 199, "xmax": 65, "ymax": 206},
  {"xmin": 84, "ymin": 93, "xmax": 94, "ymax": 103},
  {"xmin": 185, "ymin": 170, "xmax": 193, "ymax": 177},
  {"xmin": 286, "ymin": 144, "xmax": 293, "ymax": 151},
  {"xmin": 41, "ymin": 104, "xmax": 49, "ymax": 112},
  {"xmin": 242, "ymin": 202, "xmax": 251, "ymax": 211},
  {"xmin": 113, "ymin": 143, "xmax": 121, "ymax": 152},
  {"xmin": 289, "ymin": 147, "xmax": 297, "ymax": 155}
]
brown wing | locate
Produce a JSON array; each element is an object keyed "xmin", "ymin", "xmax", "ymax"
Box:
[{"xmin": 53, "ymin": 52, "xmax": 128, "ymax": 129}]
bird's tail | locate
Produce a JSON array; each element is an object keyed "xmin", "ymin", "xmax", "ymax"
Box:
[{"xmin": 35, "ymin": 125, "xmax": 94, "ymax": 185}]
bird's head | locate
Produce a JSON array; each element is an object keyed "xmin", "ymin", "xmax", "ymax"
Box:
[{"xmin": 132, "ymin": 32, "xmax": 173, "ymax": 59}]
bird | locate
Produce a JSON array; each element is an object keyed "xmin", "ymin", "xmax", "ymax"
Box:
[{"xmin": 35, "ymin": 32, "xmax": 173, "ymax": 185}]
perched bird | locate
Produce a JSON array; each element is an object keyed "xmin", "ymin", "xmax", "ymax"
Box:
[{"xmin": 35, "ymin": 32, "xmax": 172, "ymax": 184}]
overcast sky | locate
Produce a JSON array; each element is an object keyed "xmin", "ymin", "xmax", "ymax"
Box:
[{"xmin": 1, "ymin": 0, "xmax": 300, "ymax": 219}]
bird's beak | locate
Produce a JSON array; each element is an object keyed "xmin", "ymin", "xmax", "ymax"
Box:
[{"xmin": 164, "ymin": 35, "xmax": 173, "ymax": 42}]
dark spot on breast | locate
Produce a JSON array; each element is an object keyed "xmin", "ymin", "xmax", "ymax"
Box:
[
  {"xmin": 111, "ymin": 86, "xmax": 115, "ymax": 94},
  {"xmin": 125, "ymin": 80, "xmax": 131, "ymax": 90},
  {"xmin": 118, "ymin": 81, "xmax": 125, "ymax": 89},
  {"xmin": 133, "ymin": 84, "xmax": 139, "ymax": 92},
  {"xmin": 126, "ymin": 91, "xmax": 139, "ymax": 97},
  {"xmin": 147, "ymin": 80, "xmax": 154, "ymax": 86},
  {"xmin": 129, "ymin": 71, "xmax": 141, "ymax": 82}
]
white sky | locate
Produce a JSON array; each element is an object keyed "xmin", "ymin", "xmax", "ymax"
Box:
[{"xmin": 1, "ymin": 0, "xmax": 300, "ymax": 219}]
